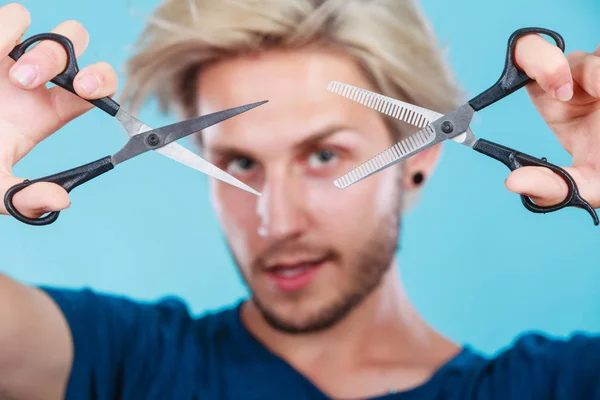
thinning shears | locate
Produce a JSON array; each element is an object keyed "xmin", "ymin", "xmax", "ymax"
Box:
[
  {"xmin": 327, "ymin": 27, "xmax": 599, "ymax": 226},
  {"xmin": 3, "ymin": 33, "xmax": 266, "ymax": 226}
]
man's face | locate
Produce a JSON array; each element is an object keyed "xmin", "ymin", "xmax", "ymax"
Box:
[{"xmin": 197, "ymin": 47, "xmax": 403, "ymax": 333}]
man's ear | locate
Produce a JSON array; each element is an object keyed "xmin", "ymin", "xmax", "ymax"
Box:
[
  {"xmin": 399, "ymin": 142, "xmax": 443, "ymax": 213},
  {"xmin": 401, "ymin": 142, "xmax": 443, "ymax": 190}
]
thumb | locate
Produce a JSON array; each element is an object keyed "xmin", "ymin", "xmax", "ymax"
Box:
[
  {"xmin": 504, "ymin": 166, "xmax": 570, "ymax": 207},
  {"xmin": 0, "ymin": 175, "xmax": 70, "ymax": 218}
]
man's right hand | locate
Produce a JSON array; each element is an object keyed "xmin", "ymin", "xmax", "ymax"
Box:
[
  {"xmin": 0, "ymin": 2, "xmax": 118, "ymax": 219},
  {"xmin": 0, "ymin": 4, "xmax": 118, "ymax": 399}
]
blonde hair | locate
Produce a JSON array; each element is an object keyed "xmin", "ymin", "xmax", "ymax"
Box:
[
  {"xmin": 122, "ymin": 0, "xmax": 462, "ymax": 119},
  {"xmin": 120, "ymin": 0, "xmax": 464, "ymax": 208}
]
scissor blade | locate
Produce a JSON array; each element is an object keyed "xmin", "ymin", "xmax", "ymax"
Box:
[
  {"xmin": 154, "ymin": 143, "xmax": 261, "ymax": 196},
  {"xmin": 112, "ymin": 101, "xmax": 267, "ymax": 165},
  {"xmin": 114, "ymin": 108, "xmax": 148, "ymax": 138},
  {"xmin": 333, "ymin": 102, "xmax": 479, "ymax": 188},
  {"xmin": 327, "ymin": 81, "xmax": 443, "ymax": 127},
  {"xmin": 112, "ymin": 108, "xmax": 262, "ymax": 195},
  {"xmin": 158, "ymin": 100, "xmax": 268, "ymax": 147},
  {"xmin": 333, "ymin": 124, "xmax": 441, "ymax": 189}
]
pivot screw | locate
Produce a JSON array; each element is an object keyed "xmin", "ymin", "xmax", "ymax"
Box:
[
  {"xmin": 147, "ymin": 133, "xmax": 160, "ymax": 147},
  {"xmin": 441, "ymin": 121, "xmax": 453, "ymax": 134}
]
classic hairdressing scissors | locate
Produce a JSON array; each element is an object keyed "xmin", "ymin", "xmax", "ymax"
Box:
[
  {"xmin": 3, "ymin": 33, "xmax": 266, "ymax": 226},
  {"xmin": 327, "ymin": 27, "xmax": 599, "ymax": 226}
]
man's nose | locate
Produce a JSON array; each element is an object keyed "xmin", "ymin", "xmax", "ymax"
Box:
[{"xmin": 256, "ymin": 174, "xmax": 308, "ymax": 239}]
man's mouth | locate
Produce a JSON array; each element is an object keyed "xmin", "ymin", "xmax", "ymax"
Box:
[{"xmin": 265, "ymin": 257, "xmax": 329, "ymax": 292}]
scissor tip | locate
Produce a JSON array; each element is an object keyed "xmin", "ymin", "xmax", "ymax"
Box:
[
  {"xmin": 243, "ymin": 100, "xmax": 268, "ymax": 111},
  {"xmin": 333, "ymin": 179, "xmax": 345, "ymax": 189},
  {"xmin": 246, "ymin": 187, "xmax": 262, "ymax": 196}
]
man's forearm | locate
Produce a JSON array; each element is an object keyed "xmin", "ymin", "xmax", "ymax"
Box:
[{"xmin": 0, "ymin": 273, "xmax": 72, "ymax": 400}]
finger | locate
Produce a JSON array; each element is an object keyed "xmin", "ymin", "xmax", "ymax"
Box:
[
  {"xmin": 567, "ymin": 50, "xmax": 600, "ymax": 99},
  {"xmin": 505, "ymin": 166, "xmax": 600, "ymax": 209},
  {"xmin": 49, "ymin": 61, "xmax": 119, "ymax": 123},
  {"xmin": 505, "ymin": 167, "xmax": 568, "ymax": 207},
  {"xmin": 73, "ymin": 61, "xmax": 118, "ymax": 99},
  {"xmin": 514, "ymin": 34, "xmax": 574, "ymax": 102},
  {"xmin": 8, "ymin": 19, "xmax": 89, "ymax": 90},
  {"xmin": 0, "ymin": 3, "xmax": 30, "ymax": 59},
  {"xmin": 0, "ymin": 176, "xmax": 69, "ymax": 218}
]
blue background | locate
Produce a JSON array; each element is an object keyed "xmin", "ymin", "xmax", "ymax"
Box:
[{"xmin": 1, "ymin": 0, "xmax": 598, "ymax": 356}]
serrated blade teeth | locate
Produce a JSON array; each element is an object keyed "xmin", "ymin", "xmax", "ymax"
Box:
[
  {"xmin": 333, "ymin": 125, "xmax": 437, "ymax": 188},
  {"xmin": 327, "ymin": 81, "xmax": 440, "ymax": 128}
]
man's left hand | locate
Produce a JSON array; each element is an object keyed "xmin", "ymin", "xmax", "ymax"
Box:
[{"xmin": 506, "ymin": 34, "xmax": 600, "ymax": 209}]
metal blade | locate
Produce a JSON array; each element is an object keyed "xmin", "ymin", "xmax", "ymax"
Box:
[
  {"xmin": 112, "ymin": 101, "xmax": 267, "ymax": 165},
  {"xmin": 327, "ymin": 81, "xmax": 473, "ymax": 145},
  {"xmin": 333, "ymin": 124, "xmax": 441, "ymax": 188},
  {"xmin": 328, "ymin": 81, "xmax": 481, "ymax": 188},
  {"xmin": 327, "ymin": 81, "xmax": 442, "ymax": 127},
  {"xmin": 333, "ymin": 103, "xmax": 477, "ymax": 189},
  {"xmin": 154, "ymin": 143, "xmax": 261, "ymax": 196},
  {"xmin": 113, "ymin": 108, "xmax": 261, "ymax": 196},
  {"xmin": 159, "ymin": 101, "xmax": 268, "ymax": 147},
  {"xmin": 114, "ymin": 108, "xmax": 148, "ymax": 138}
]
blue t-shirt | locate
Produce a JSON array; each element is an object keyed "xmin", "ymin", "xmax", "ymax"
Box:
[{"xmin": 41, "ymin": 287, "xmax": 600, "ymax": 399}]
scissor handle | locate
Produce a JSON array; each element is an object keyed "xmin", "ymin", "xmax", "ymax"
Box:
[
  {"xmin": 4, "ymin": 156, "xmax": 114, "ymax": 226},
  {"xmin": 473, "ymin": 139, "xmax": 599, "ymax": 225},
  {"xmin": 9, "ymin": 33, "xmax": 121, "ymax": 117},
  {"xmin": 468, "ymin": 27, "xmax": 565, "ymax": 112}
]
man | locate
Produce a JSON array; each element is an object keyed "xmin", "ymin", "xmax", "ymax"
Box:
[{"xmin": 0, "ymin": 0, "xmax": 599, "ymax": 399}]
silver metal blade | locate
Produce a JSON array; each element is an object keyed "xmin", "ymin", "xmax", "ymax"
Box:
[
  {"xmin": 328, "ymin": 81, "xmax": 480, "ymax": 188},
  {"xmin": 327, "ymin": 81, "xmax": 474, "ymax": 145},
  {"xmin": 333, "ymin": 124, "xmax": 442, "ymax": 188},
  {"xmin": 115, "ymin": 108, "xmax": 148, "ymax": 138},
  {"xmin": 327, "ymin": 81, "xmax": 443, "ymax": 127},
  {"xmin": 113, "ymin": 108, "xmax": 261, "ymax": 196},
  {"xmin": 160, "ymin": 101, "xmax": 268, "ymax": 147},
  {"xmin": 154, "ymin": 144, "xmax": 261, "ymax": 196},
  {"xmin": 333, "ymin": 103, "xmax": 477, "ymax": 188},
  {"xmin": 112, "ymin": 101, "xmax": 268, "ymax": 166}
]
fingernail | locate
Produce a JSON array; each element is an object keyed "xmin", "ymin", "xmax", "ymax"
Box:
[
  {"xmin": 78, "ymin": 73, "xmax": 99, "ymax": 95},
  {"xmin": 555, "ymin": 83, "xmax": 573, "ymax": 101},
  {"xmin": 10, "ymin": 64, "xmax": 38, "ymax": 87}
]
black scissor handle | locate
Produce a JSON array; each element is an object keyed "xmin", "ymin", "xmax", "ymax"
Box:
[
  {"xmin": 4, "ymin": 156, "xmax": 114, "ymax": 226},
  {"xmin": 469, "ymin": 27, "xmax": 565, "ymax": 112},
  {"xmin": 9, "ymin": 33, "xmax": 120, "ymax": 116},
  {"xmin": 473, "ymin": 139, "xmax": 599, "ymax": 225}
]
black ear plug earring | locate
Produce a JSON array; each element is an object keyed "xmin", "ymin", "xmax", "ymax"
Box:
[{"xmin": 412, "ymin": 172, "xmax": 424, "ymax": 185}]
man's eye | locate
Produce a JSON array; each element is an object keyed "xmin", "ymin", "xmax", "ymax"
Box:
[
  {"xmin": 307, "ymin": 149, "xmax": 338, "ymax": 169},
  {"xmin": 226, "ymin": 157, "xmax": 256, "ymax": 174}
]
